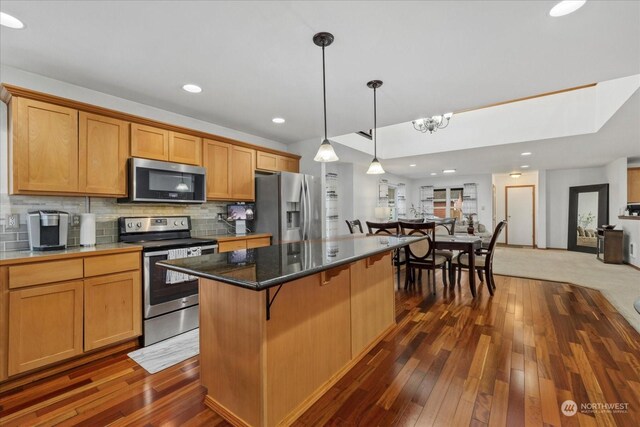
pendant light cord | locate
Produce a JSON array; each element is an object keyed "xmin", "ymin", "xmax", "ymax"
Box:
[
  {"xmin": 373, "ymin": 86, "xmax": 377, "ymax": 158},
  {"xmin": 322, "ymin": 45, "xmax": 327, "ymax": 141}
]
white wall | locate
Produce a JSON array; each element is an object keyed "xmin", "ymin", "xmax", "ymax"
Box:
[
  {"xmin": 545, "ymin": 166, "xmax": 607, "ymax": 249},
  {"xmin": 492, "ymin": 172, "xmax": 539, "ymax": 245},
  {"xmin": 409, "ymin": 174, "xmax": 493, "ymax": 228}
]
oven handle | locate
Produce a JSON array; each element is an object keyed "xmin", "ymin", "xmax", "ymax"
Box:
[{"xmin": 143, "ymin": 244, "xmax": 218, "ymax": 257}]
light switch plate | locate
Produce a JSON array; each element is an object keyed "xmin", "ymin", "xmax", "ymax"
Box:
[{"xmin": 5, "ymin": 213, "xmax": 19, "ymax": 231}]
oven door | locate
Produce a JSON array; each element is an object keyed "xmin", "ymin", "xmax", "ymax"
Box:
[
  {"xmin": 129, "ymin": 158, "xmax": 206, "ymax": 203},
  {"xmin": 143, "ymin": 245, "xmax": 217, "ymax": 319}
]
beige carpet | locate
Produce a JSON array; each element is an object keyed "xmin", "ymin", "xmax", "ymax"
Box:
[{"xmin": 492, "ymin": 247, "xmax": 640, "ymax": 333}]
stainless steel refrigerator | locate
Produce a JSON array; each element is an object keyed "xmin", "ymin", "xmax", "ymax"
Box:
[{"xmin": 255, "ymin": 172, "xmax": 322, "ymax": 244}]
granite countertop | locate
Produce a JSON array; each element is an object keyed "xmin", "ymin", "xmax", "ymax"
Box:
[
  {"xmin": 158, "ymin": 234, "xmax": 426, "ymax": 291},
  {"xmin": 202, "ymin": 232, "xmax": 272, "ymax": 242},
  {"xmin": 0, "ymin": 242, "xmax": 142, "ymax": 265}
]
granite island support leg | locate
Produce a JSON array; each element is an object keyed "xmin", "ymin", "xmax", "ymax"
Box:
[{"xmin": 198, "ymin": 252, "xmax": 395, "ymax": 427}]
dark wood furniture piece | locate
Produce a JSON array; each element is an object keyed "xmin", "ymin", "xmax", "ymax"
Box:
[
  {"xmin": 596, "ymin": 228, "xmax": 624, "ymax": 264},
  {"xmin": 452, "ymin": 221, "xmax": 506, "ymax": 297},
  {"xmin": 399, "ymin": 221, "xmax": 448, "ymax": 291},
  {"xmin": 433, "ymin": 217, "xmax": 457, "ymax": 235},
  {"xmin": 345, "ymin": 219, "xmax": 364, "ymax": 234},
  {"xmin": 435, "ymin": 235, "xmax": 482, "ymax": 297},
  {"xmin": 432, "ymin": 218, "xmax": 457, "ymax": 282},
  {"xmin": 366, "ymin": 221, "xmax": 404, "ymax": 285}
]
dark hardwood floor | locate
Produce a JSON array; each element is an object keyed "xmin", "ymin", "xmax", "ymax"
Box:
[{"xmin": 1, "ymin": 270, "xmax": 639, "ymax": 426}]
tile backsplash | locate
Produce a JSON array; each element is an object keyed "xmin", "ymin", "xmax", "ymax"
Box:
[{"xmin": 0, "ymin": 194, "xmax": 240, "ymax": 251}]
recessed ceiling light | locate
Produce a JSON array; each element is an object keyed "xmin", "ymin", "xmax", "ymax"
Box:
[
  {"xmin": 272, "ymin": 117, "xmax": 285, "ymax": 124},
  {"xmin": 1, "ymin": 12, "xmax": 25, "ymax": 29},
  {"xmin": 409, "ymin": 164, "xmax": 416, "ymax": 167},
  {"xmin": 521, "ymin": 152, "xmax": 532, "ymax": 156},
  {"xmin": 443, "ymin": 169, "xmax": 456, "ymax": 174},
  {"xmin": 182, "ymin": 84, "xmax": 202, "ymax": 93},
  {"xmin": 430, "ymin": 172, "xmax": 437, "ymax": 176},
  {"xmin": 521, "ymin": 165, "xmax": 530, "ymax": 168},
  {"xmin": 549, "ymin": 0, "xmax": 586, "ymax": 17},
  {"xmin": 510, "ymin": 172, "xmax": 522, "ymax": 178}
]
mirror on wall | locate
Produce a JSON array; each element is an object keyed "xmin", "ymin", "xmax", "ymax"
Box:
[{"xmin": 567, "ymin": 184, "xmax": 609, "ymax": 253}]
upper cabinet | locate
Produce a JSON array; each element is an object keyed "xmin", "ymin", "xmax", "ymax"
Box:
[
  {"xmin": 130, "ymin": 123, "xmax": 169, "ymax": 161},
  {"xmin": 169, "ymin": 131, "xmax": 202, "ymax": 166},
  {"xmin": 231, "ymin": 146, "xmax": 256, "ymax": 201},
  {"xmin": 628, "ymin": 168, "xmax": 640, "ymax": 203},
  {"xmin": 13, "ymin": 98, "xmax": 79, "ymax": 193},
  {"xmin": 256, "ymin": 150, "xmax": 299, "ymax": 173},
  {"xmin": 203, "ymin": 140, "xmax": 255, "ymax": 201},
  {"xmin": 203, "ymin": 139, "xmax": 232, "ymax": 200},
  {"xmin": 79, "ymin": 112, "xmax": 129, "ymax": 196}
]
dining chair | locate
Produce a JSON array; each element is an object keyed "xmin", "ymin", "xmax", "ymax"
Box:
[
  {"xmin": 366, "ymin": 221, "xmax": 403, "ymax": 285},
  {"xmin": 400, "ymin": 218, "xmax": 424, "ymax": 223},
  {"xmin": 453, "ymin": 220, "xmax": 507, "ymax": 296},
  {"xmin": 434, "ymin": 217, "xmax": 457, "ymax": 283},
  {"xmin": 399, "ymin": 221, "xmax": 448, "ymax": 292},
  {"xmin": 345, "ymin": 219, "xmax": 364, "ymax": 234}
]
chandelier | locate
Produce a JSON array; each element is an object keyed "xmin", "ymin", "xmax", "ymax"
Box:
[{"xmin": 412, "ymin": 112, "xmax": 453, "ymax": 134}]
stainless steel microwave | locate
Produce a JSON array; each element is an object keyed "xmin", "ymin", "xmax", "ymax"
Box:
[{"xmin": 118, "ymin": 158, "xmax": 206, "ymax": 204}]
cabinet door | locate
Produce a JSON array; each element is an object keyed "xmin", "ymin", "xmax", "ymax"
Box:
[
  {"xmin": 84, "ymin": 271, "xmax": 142, "ymax": 351},
  {"xmin": 231, "ymin": 146, "xmax": 256, "ymax": 201},
  {"xmin": 256, "ymin": 151, "xmax": 278, "ymax": 171},
  {"xmin": 203, "ymin": 139, "xmax": 232, "ymax": 200},
  {"xmin": 349, "ymin": 252, "xmax": 395, "ymax": 356},
  {"xmin": 130, "ymin": 123, "xmax": 169, "ymax": 161},
  {"xmin": 14, "ymin": 98, "xmax": 79, "ymax": 193},
  {"xmin": 628, "ymin": 168, "xmax": 640, "ymax": 203},
  {"xmin": 169, "ymin": 131, "xmax": 202, "ymax": 166},
  {"xmin": 8, "ymin": 281, "xmax": 84, "ymax": 375},
  {"xmin": 78, "ymin": 112, "xmax": 129, "ymax": 196},
  {"xmin": 277, "ymin": 156, "xmax": 299, "ymax": 173}
]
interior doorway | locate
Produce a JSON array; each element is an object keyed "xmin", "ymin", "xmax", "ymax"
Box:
[{"xmin": 505, "ymin": 185, "xmax": 535, "ymax": 246}]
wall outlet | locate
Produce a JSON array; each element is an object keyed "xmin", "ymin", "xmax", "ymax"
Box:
[
  {"xmin": 72, "ymin": 215, "xmax": 80, "ymax": 226},
  {"xmin": 5, "ymin": 214, "xmax": 19, "ymax": 231},
  {"xmin": 217, "ymin": 213, "xmax": 225, "ymax": 221}
]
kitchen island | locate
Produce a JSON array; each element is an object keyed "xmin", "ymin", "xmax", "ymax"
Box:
[{"xmin": 159, "ymin": 234, "xmax": 425, "ymax": 427}]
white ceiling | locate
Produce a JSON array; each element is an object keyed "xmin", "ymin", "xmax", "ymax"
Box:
[
  {"xmin": 1, "ymin": 1, "xmax": 639, "ymax": 145},
  {"xmin": 377, "ymin": 89, "xmax": 640, "ymax": 178}
]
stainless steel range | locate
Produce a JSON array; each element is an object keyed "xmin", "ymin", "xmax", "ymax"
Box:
[{"xmin": 118, "ymin": 216, "xmax": 217, "ymax": 346}]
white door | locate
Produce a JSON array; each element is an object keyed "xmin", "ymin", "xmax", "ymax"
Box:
[{"xmin": 506, "ymin": 186, "xmax": 534, "ymax": 246}]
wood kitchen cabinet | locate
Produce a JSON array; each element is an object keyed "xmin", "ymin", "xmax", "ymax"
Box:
[
  {"xmin": 169, "ymin": 131, "xmax": 202, "ymax": 166},
  {"xmin": 217, "ymin": 234, "xmax": 272, "ymax": 253},
  {"xmin": 203, "ymin": 138, "xmax": 232, "ymax": 200},
  {"xmin": 231, "ymin": 145, "xmax": 256, "ymax": 200},
  {"xmin": 84, "ymin": 271, "xmax": 141, "ymax": 351},
  {"xmin": 628, "ymin": 167, "xmax": 640, "ymax": 203},
  {"xmin": 79, "ymin": 112, "xmax": 129, "ymax": 196},
  {"xmin": 256, "ymin": 150, "xmax": 299, "ymax": 173},
  {"xmin": 12, "ymin": 98, "xmax": 79, "ymax": 193},
  {"xmin": 8, "ymin": 281, "xmax": 84, "ymax": 376},
  {"xmin": 130, "ymin": 123, "xmax": 170, "ymax": 161},
  {"xmin": 203, "ymin": 140, "xmax": 256, "ymax": 201}
]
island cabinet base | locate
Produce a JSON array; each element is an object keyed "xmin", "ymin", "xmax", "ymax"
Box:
[{"xmin": 198, "ymin": 251, "xmax": 395, "ymax": 427}]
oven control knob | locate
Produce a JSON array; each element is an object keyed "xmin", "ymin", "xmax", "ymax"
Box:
[
  {"xmin": 127, "ymin": 222, "xmax": 133, "ymax": 229},
  {"xmin": 174, "ymin": 220, "xmax": 179, "ymax": 226},
  {"xmin": 136, "ymin": 222, "xmax": 142, "ymax": 228},
  {"xmin": 181, "ymin": 220, "xmax": 186, "ymax": 226}
]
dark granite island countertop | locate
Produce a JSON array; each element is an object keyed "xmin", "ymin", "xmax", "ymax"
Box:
[{"xmin": 157, "ymin": 234, "xmax": 426, "ymax": 290}]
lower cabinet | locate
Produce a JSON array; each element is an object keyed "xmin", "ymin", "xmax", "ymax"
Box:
[
  {"xmin": 84, "ymin": 271, "xmax": 141, "ymax": 351},
  {"xmin": 2, "ymin": 250, "xmax": 142, "ymax": 379},
  {"xmin": 8, "ymin": 281, "xmax": 84, "ymax": 376},
  {"xmin": 218, "ymin": 235, "xmax": 271, "ymax": 253}
]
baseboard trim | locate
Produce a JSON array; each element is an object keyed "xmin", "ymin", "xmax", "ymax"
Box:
[{"xmin": 624, "ymin": 261, "xmax": 640, "ymax": 271}]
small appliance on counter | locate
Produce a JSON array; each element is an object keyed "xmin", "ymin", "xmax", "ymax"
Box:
[
  {"xmin": 80, "ymin": 213, "xmax": 96, "ymax": 246},
  {"xmin": 627, "ymin": 203, "xmax": 640, "ymax": 216},
  {"xmin": 27, "ymin": 210, "xmax": 69, "ymax": 251}
]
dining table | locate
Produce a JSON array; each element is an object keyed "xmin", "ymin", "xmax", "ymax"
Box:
[{"xmin": 434, "ymin": 234, "xmax": 483, "ymax": 297}]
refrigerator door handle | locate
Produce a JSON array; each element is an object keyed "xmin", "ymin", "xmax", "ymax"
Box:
[
  {"xmin": 304, "ymin": 176, "xmax": 311, "ymax": 241},
  {"xmin": 299, "ymin": 178, "xmax": 306, "ymax": 241}
]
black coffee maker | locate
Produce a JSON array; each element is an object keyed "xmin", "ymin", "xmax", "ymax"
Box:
[{"xmin": 26, "ymin": 210, "xmax": 69, "ymax": 251}]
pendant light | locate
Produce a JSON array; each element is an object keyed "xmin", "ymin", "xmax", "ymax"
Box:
[
  {"xmin": 313, "ymin": 32, "xmax": 339, "ymax": 162},
  {"xmin": 366, "ymin": 80, "xmax": 385, "ymax": 174}
]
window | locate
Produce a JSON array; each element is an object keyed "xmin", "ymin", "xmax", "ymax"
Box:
[
  {"xmin": 433, "ymin": 187, "xmax": 464, "ymax": 218},
  {"xmin": 433, "ymin": 188, "xmax": 447, "ymax": 218},
  {"xmin": 450, "ymin": 187, "xmax": 464, "ymax": 219}
]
